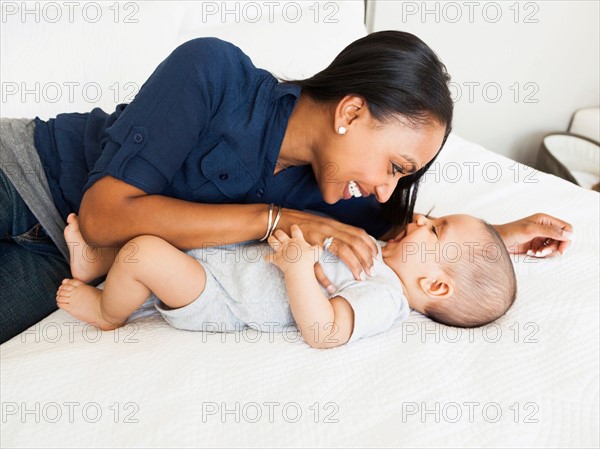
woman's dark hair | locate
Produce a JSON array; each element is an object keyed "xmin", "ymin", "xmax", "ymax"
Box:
[{"xmin": 280, "ymin": 30, "xmax": 454, "ymax": 229}]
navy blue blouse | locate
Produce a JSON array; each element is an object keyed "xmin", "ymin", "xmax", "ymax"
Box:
[{"xmin": 33, "ymin": 37, "xmax": 392, "ymax": 239}]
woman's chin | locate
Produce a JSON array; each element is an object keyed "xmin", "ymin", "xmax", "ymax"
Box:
[
  {"xmin": 323, "ymin": 196, "xmax": 339, "ymax": 205},
  {"xmin": 320, "ymin": 188, "xmax": 340, "ymax": 204}
]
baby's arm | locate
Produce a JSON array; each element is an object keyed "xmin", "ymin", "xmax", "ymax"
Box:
[{"xmin": 264, "ymin": 225, "xmax": 354, "ymax": 349}]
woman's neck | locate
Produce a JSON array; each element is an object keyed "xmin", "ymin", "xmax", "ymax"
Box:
[{"xmin": 277, "ymin": 93, "xmax": 324, "ymax": 168}]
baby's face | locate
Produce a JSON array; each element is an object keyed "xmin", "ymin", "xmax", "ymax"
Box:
[{"xmin": 381, "ymin": 214, "xmax": 488, "ymax": 289}]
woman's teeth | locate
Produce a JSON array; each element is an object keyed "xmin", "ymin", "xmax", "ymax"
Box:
[{"xmin": 348, "ymin": 180, "xmax": 362, "ymax": 198}]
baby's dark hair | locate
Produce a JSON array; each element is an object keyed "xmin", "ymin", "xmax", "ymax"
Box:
[{"xmin": 424, "ymin": 221, "xmax": 517, "ymax": 327}]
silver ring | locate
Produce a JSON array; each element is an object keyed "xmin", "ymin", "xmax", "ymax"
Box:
[{"xmin": 323, "ymin": 236, "xmax": 334, "ymax": 251}]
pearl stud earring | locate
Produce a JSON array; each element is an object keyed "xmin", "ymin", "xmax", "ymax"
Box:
[{"xmin": 338, "ymin": 126, "xmax": 347, "ymax": 135}]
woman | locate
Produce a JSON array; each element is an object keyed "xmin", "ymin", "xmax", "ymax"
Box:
[{"xmin": 0, "ymin": 31, "xmax": 572, "ymax": 344}]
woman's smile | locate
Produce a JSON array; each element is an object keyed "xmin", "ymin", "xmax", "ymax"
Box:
[{"xmin": 343, "ymin": 180, "xmax": 370, "ymax": 200}]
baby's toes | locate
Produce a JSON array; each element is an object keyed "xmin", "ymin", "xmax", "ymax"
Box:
[
  {"xmin": 57, "ymin": 286, "xmax": 71, "ymax": 298},
  {"xmin": 65, "ymin": 278, "xmax": 84, "ymax": 288},
  {"xmin": 56, "ymin": 291, "xmax": 70, "ymax": 308},
  {"xmin": 59, "ymin": 284, "xmax": 74, "ymax": 293},
  {"xmin": 61, "ymin": 278, "xmax": 84, "ymax": 288}
]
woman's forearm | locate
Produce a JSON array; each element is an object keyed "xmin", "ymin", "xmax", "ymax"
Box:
[
  {"xmin": 284, "ymin": 262, "xmax": 336, "ymax": 348},
  {"xmin": 80, "ymin": 191, "xmax": 269, "ymax": 250}
]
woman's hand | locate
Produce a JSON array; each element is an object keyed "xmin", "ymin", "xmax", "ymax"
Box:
[
  {"xmin": 275, "ymin": 208, "xmax": 379, "ymax": 292},
  {"xmin": 494, "ymin": 213, "xmax": 574, "ymax": 257}
]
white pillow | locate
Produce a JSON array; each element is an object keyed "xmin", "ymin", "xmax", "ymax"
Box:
[
  {"xmin": 1, "ymin": 1, "xmax": 367, "ymax": 118},
  {"xmin": 1, "ymin": 2, "xmax": 187, "ymax": 119}
]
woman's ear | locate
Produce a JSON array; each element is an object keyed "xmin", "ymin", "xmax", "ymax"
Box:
[
  {"xmin": 418, "ymin": 277, "xmax": 453, "ymax": 300},
  {"xmin": 335, "ymin": 95, "xmax": 365, "ymax": 129}
]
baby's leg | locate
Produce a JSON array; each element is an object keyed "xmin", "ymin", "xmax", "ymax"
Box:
[
  {"xmin": 64, "ymin": 213, "xmax": 121, "ymax": 282},
  {"xmin": 57, "ymin": 235, "xmax": 207, "ymax": 330}
]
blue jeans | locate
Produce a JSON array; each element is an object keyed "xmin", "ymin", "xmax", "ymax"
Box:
[{"xmin": 0, "ymin": 168, "xmax": 71, "ymax": 344}]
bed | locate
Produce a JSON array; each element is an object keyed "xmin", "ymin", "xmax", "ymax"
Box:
[{"xmin": 1, "ymin": 2, "xmax": 598, "ymax": 447}]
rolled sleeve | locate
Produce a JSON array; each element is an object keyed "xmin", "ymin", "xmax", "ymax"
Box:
[{"xmin": 83, "ymin": 38, "xmax": 241, "ymax": 194}]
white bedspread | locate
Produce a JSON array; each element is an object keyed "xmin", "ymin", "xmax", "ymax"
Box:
[{"xmin": 2, "ymin": 133, "xmax": 598, "ymax": 448}]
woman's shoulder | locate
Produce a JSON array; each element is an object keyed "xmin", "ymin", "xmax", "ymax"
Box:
[
  {"xmin": 175, "ymin": 36, "xmax": 242, "ymax": 58},
  {"xmin": 173, "ymin": 37, "xmax": 263, "ymax": 81},
  {"xmin": 173, "ymin": 37, "xmax": 257, "ymax": 70}
]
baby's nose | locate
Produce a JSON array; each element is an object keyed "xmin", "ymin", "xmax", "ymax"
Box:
[{"xmin": 413, "ymin": 214, "xmax": 428, "ymax": 224}]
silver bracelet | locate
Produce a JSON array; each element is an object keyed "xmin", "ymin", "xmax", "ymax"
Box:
[
  {"xmin": 268, "ymin": 205, "xmax": 283, "ymax": 239},
  {"xmin": 259, "ymin": 203, "xmax": 274, "ymax": 241}
]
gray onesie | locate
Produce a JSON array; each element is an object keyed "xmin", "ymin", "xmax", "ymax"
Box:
[{"xmin": 150, "ymin": 236, "xmax": 410, "ymax": 344}]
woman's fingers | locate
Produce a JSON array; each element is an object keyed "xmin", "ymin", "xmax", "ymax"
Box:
[
  {"xmin": 314, "ymin": 263, "xmax": 336, "ymax": 294},
  {"xmin": 361, "ymin": 232, "xmax": 379, "ymax": 258},
  {"xmin": 319, "ymin": 228, "xmax": 377, "ymax": 280},
  {"xmin": 498, "ymin": 213, "xmax": 575, "ymax": 256},
  {"xmin": 526, "ymin": 233, "xmax": 573, "ymax": 258},
  {"xmin": 323, "ymin": 240, "xmax": 371, "ymax": 280},
  {"xmin": 338, "ymin": 241, "xmax": 374, "ymax": 279},
  {"xmin": 526, "ymin": 216, "xmax": 574, "ymax": 257},
  {"xmin": 529, "ymin": 214, "xmax": 574, "ymax": 241},
  {"xmin": 535, "ymin": 223, "xmax": 573, "ymax": 242},
  {"xmin": 279, "ymin": 211, "xmax": 377, "ymax": 280},
  {"xmin": 527, "ymin": 238, "xmax": 558, "ymax": 258},
  {"xmin": 533, "ymin": 213, "xmax": 574, "ymax": 234},
  {"xmin": 527, "ymin": 214, "xmax": 573, "ymax": 257}
]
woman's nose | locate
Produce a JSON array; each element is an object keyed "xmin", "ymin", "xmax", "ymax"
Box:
[
  {"xmin": 375, "ymin": 176, "xmax": 402, "ymax": 203},
  {"xmin": 375, "ymin": 184, "xmax": 393, "ymax": 203}
]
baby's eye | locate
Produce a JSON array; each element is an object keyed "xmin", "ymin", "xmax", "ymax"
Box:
[{"xmin": 392, "ymin": 163, "xmax": 405, "ymax": 177}]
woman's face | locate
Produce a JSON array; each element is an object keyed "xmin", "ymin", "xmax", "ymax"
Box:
[{"xmin": 313, "ymin": 96, "xmax": 447, "ymax": 205}]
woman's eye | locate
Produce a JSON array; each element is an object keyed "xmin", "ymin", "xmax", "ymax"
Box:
[{"xmin": 392, "ymin": 163, "xmax": 405, "ymax": 177}]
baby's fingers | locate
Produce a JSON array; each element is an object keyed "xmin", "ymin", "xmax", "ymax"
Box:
[
  {"xmin": 290, "ymin": 224, "xmax": 305, "ymax": 240},
  {"xmin": 272, "ymin": 229, "xmax": 291, "ymax": 242},
  {"xmin": 266, "ymin": 235, "xmax": 282, "ymax": 251}
]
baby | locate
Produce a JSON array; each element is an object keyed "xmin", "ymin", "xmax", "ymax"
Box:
[{"xmin": 57, "ymin": 213, "xmax": 517, "ymax": 348}]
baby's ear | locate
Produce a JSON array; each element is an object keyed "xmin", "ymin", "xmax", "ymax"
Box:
[{"xmin": 419, "ymin": 277, "xmax": 453, "ymax": 299}]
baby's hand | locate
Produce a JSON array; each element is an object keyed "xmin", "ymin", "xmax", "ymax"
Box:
[{"xmin": 263, "ymin": 224, "xmax": 320, "ymax": 274}]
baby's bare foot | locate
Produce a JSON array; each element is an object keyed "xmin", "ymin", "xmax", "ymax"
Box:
[
  {"xmin": 56, "ymin": 278, "xmax": 121, "ymax": 330},
  {"xmin": 64, "ymin": 213, "xmax": 107, "ymax": 283}
]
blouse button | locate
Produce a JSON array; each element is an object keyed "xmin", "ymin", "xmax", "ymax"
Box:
[
  {"xmin": 256, "ymin": 189, "xmax": 265, "ymax": 197},
  {"xmin": 219, "ymin": 173, "xmax": 228, "ymax": 181},
  {"xmin": 133, "ymin": 133, "xmax": 144, "ymax": 144}
]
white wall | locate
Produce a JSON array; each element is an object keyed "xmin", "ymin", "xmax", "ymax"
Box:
[
  {"xmin": 367, "ymin": 0, "xmax": 600, "ymax": 164},
  {"xmin": 0, "ymin": 1, "xmax": 367, "ymax": 121}
]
